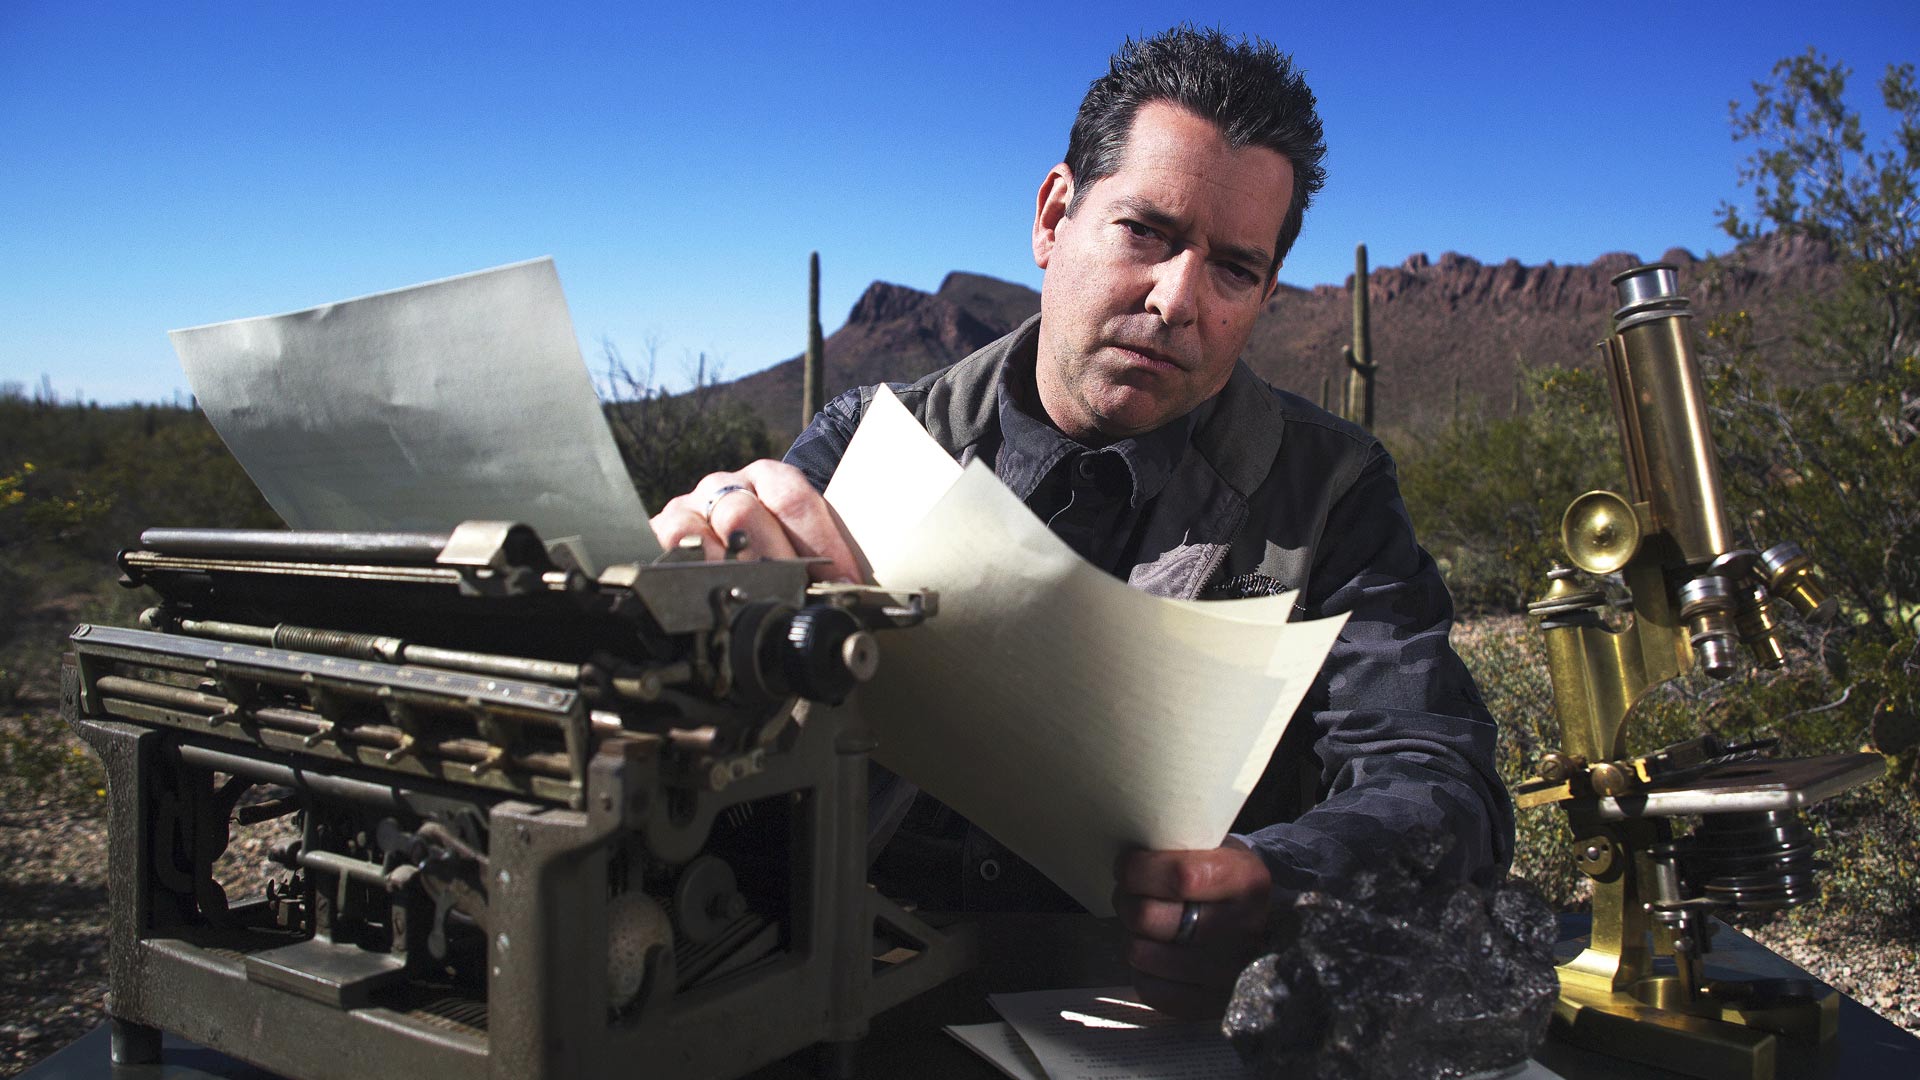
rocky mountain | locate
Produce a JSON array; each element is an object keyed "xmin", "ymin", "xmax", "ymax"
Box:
[
  {"xmin": 727, "ymin": 237, "xmax": 1839, "ymax": 444},
  {"xmin": 722, "ymin": 272, "xmax": 1039, "ymax": 446},
  {"xmin": 1243, "ymin": 234, "xmax": 1839, "ymax": 430}
]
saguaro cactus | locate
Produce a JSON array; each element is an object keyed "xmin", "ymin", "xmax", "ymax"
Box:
[
  {"xmin": 1342, "ymin": 243, "xmax": 1377, "ymax": 428},
  {"xmin": 802, "ymin": 251, "xmax": 825, "ymax": 427}
]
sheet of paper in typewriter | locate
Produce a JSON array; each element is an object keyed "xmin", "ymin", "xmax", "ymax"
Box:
[{"xmin": 171, "ymin": 257, "xmax": 660, "ymax": 571}]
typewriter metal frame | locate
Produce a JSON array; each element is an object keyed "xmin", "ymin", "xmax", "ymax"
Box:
[{"xmin": 63, "ymin": 522, "xmax": 974, "ymax": 1080}]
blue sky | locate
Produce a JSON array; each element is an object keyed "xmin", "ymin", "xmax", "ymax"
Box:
[{"xmin": 2, "ymin": 1, "xmax": 1915, "ymax": 404}]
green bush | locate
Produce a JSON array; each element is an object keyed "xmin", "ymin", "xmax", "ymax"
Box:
[
  {"xmin": 0, "ymin": 710, "xmax": 104, "ymax": 808},
  {"xmin": 1453, "ymin": 618, "xmax": 1580, "ymax": 907},
  {"xmin": 1399, "ymin": 365, "xmax": 1620, "ymax": 614},
  {"xmin": 597, "ymin": 340, "xmax": 777, "ymax": 511}
]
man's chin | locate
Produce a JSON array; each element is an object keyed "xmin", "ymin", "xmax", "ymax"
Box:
[{"xmin": 1086, "ymin": 389, "xmax": 1181, "ymax": 440}]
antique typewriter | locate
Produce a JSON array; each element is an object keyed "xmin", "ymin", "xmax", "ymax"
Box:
[{"xmin": 62, "ymin": 521, "xmax": 974, "ymax": 1079}]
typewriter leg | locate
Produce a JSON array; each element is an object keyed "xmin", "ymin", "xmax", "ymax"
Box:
[
  {"xmin": 818, "ymin": 1038, "xmax": 860, "ymax": 1079},
  {"xmin": 109, "ymin": 1017, "xmax": 161, "ymax": 1065}
]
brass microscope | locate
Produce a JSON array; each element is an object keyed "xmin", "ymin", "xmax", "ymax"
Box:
[{"xmin": 1515, "ymin": 264, "xmax": 1886, "ymax": 1079}]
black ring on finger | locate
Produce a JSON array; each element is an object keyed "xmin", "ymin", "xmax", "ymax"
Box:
[{"xmin": 1173, "ymin": 900, "xmax": 1201, "ymax": 945}]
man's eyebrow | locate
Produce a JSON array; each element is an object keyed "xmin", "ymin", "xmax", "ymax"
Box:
[{"xmin": 1112, "ymin": 195, "xmax": 1273, "ymax": 272}]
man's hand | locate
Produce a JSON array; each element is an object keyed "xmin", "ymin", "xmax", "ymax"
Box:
[
  {"xmin": 1113, "ymin": 841, "xmax": 1272, "ymax": 1019},
  {"xmin": 648, "ymin": 460, "xmax": 866, "ymax": 583}
]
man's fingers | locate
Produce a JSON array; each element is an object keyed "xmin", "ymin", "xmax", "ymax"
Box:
[
  {"xmin": 652, "ymin": 464, "xmax": 867, "ymax": 573},
  {"xmin": 1117, "ymin": 890, "xmax": 1265, "ymax": 955},
  {"xmin": 739, "ymin": 460, "xmax": 865, "ymax": 582},
  {"xmin": 1113, "ymin": 891, "xmax": 1193, "ymax": 943},
  {"xmin": 648, "ymin": 500, "xmax": 724, "ymax": 561},
  {"xmin": 701, "ymin": 478, "xmax": 800, "ymax": 562},
  {"xmin": 655, "ymin": 464, "xmax": 867, "ymax": 582},
  {"xmin": 1115, "ymin": 845, "xmax": 1271, "ymax": 904},
  {"xmin": 1113, "ymin": 843, "xmax": 1273, "ymax": 1018}
]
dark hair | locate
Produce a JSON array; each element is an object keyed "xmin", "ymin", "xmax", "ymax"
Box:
[{"xmin": 1064, "ymin": 26, "xmax": 1327, "ymax": 273}]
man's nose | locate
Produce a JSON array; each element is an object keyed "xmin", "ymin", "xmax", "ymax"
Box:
[{"xmin": 1144, "ymin": 251, "xmax": 1203, "ymax": 327}]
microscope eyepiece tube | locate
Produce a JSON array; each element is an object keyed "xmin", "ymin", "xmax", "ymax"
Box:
[
  {"xmin": 1734, "ymin": 582, "xmax": 1789, "ymax": 670},
  {"xmin": 1760, "ymin": 542, "xmax": 1835, "ymax": 621},
  {"xmin": 1679, "ymin": 575, "xmax": 1741, "ymax": 679},
  {"xmin": 1612, "ymin": 264, "xmax": 1680, "ymax": 309},
  {"xmin": 1599, "ymin": 266, "xmax": 1734, "ymax": 567}
]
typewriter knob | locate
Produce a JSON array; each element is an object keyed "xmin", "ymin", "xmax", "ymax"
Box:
[{"xmin": 773, "ymin": 605, "xmax": 875, "ymax": 706}]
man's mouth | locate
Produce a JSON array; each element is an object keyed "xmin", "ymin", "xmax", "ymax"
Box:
[{"xmin": 1110, "ymin": 342, "xmax": 1188, "ymax": 371}]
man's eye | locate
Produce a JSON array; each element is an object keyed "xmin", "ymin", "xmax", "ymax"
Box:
[
  {"xmin": 1121, "ymin": 220, "xmax": 1160, "ymax": 240},
  {"xmin": 1219, "ymin": 262, "xmax": 1261, "ymax": 286}
]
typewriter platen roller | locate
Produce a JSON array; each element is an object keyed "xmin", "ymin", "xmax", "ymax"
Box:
[{"xmin": 62, "ymin": 521, "xmax": 974, "ymax": 1080}]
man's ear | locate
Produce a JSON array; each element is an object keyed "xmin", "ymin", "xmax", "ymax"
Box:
[
  {"xmin": 1261, "ymin": 268, "xmax": 1281, "ymax": 304},
  {"xmin": 1032, "ymin": 164, "xmax": 1074, "ymax": 270}
]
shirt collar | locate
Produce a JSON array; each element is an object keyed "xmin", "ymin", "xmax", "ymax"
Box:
[{"xmin": 992, "ymin": 344, "xmax": 1195, "ymax": 508}]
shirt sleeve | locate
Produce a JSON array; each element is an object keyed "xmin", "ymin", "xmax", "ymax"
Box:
[
  {"xmin": 783, "ymin": 387, "xmax": 872, "ymax": 493},
  {"xmin": 1236, "ymin": 444, "xmax": 1516, "ymax": 898}
]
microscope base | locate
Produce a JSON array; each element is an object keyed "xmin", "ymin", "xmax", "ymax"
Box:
[{"xmin": 1552, "ymin": 971, "xmax": 1838, "ymax": 1080}]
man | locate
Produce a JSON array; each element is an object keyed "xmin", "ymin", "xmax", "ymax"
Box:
[{"xmin": 651, "ymin": 27, "xmax": 1513, "ymax": 1018}]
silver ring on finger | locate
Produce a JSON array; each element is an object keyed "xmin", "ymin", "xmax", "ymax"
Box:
[
  {"xmin": 1173, "ymin": 900, "xmax": 1202, "ymax": 945},
  {"xmin": 702, "ymin": 483, "xmax": 757, "ymax": 520}
]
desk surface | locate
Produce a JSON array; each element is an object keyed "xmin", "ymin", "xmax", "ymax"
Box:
[{"xmin": 25, "ymin": 915, "xmax": 1920, "ymax": 1080}]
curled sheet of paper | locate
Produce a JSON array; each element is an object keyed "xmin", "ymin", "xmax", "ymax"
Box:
[
  {"xmin": 826, "ymin": 387, "xmax": 1347, "ymax": 916},
  {"xmin": 170, "ymin": 258, "xmax": 659, "ymax": 572}
]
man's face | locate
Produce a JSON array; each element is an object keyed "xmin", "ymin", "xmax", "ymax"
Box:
[{"xmin": 1031, "ymin": 101, "xmax": 1291, "ymax": 443}]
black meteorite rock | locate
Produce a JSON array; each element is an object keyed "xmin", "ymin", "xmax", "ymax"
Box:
[{"xmin": 1222, "ymin": 832, "xmax": 1558, "ymax": 1080}]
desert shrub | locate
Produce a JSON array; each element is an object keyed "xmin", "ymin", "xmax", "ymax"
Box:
[
  {"xmin": 1452, "ymin": 617, "xmax": 1579, "ymax": 907},
  {"xmin": 0, "ymin": 711, "xmax": 103, "ymax": 807},
  {"xmin": 80, "ymin": 411, "xmax": 278, "ymax": 552},
  {"xmin": 1695, "ymin": 51, "xmax": 1920, "ymax": 776},
  {"xmin": 597, "ymin": 339, "xmax": 776, "ymax": 511},
  {"xmin": 1399, "ymin": 365, "xmax": 1620, "ymax": 614},
  {"xmin": 0, "ymin": 636, "xmax": 61, "ymax": 708},
  {"xmin": 1806, "ymin": 780, "xmax": 1920, "ymax": 935}
]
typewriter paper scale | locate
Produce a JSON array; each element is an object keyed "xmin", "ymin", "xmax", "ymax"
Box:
[{"xmin": 173, "ymin": 258, "xmax": 1345, "ymax": 920}]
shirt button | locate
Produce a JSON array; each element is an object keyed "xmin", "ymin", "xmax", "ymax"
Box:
[
  {"xmin": 977, "ymin": 858, "xmax": 1001, "ymax": 882},
  {"xmin": 1074, "ymin": 457, "xmax": 1097, "ymax": 480}
]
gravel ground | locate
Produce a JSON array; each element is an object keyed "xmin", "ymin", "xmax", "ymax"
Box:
[
  {"xmin": 1742, "ymin": 915, "xmax": 1920, "ymax": 1030},
  {"xmin": 4, "ymin": 714, "xmax": 1916, "ymax": 1078},
  {"xmin": 0, "ymin": 792, "xmax": 110, "ymax": 1079}
]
